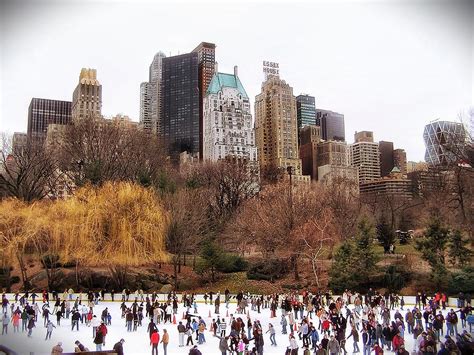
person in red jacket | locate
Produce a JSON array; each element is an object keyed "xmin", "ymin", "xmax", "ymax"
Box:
[
  {"xmin": 373, "ymin": 343, "xmax": 384, "ymax": 354},
  {"xmin": 151, "ymin": 329, "xmax": 160, "ymax": 355},
  {"xmin": 98, "ymin": 322, "xmax": 108, "ymax": 346},
  {"xmin": 392, "ymin": 333, "xmax": 404, "ymax": 352}
]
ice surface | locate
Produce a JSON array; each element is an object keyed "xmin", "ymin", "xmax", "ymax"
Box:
[{"xmin": 0, "ymin": 295, "xmax": 469, "ymax": 355}]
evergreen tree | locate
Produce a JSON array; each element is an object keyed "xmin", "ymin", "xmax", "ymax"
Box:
[
  {"xmin": 328, "ymin": 242, "xmax": 357, "ymax": 292},
  {"xmin": 415, "ymin": 218, "xmax": 450, "ymax": 267},
  {"xmin": 329, "ymin": 218, "xmax": 379, "ymax": 292},
  {"xmin": 415, "ymin": 218, "xmax": 451, "ymax": 288},
  {"xmin": 448, "ymin": 230, "xmax": 472, "ymax": 267},
  {"xmin": 376, "ymin": 215, "xmax": 396, "ymax": 253},
  {"xmin": 196, "ymin": 239, "xmax": 221, "ymax": 282},
  {"xmin": 353, "ymin": 218, "xmax": 379, "ymax": 285}
]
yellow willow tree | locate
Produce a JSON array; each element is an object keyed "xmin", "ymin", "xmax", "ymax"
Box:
[
  {"xmin": 0, "ymin": 199, "xmax": 36, "ymax": 290},
  {"xmin": 48, "ymin": 196, "xmax": 91, "ymax": 288},
  {"xmin": 68, "ymin": 182, "xmax": 169, "ymax": 288}
]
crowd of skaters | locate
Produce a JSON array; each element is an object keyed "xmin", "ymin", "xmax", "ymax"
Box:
[{"xmin": 0, "ymin": 288, "xmax": 473, "ymax": 354}]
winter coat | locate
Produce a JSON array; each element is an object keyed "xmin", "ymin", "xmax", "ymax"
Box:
[
  {"xmin": 51, "ymin": 344, "xmax": 63, "ymax": 355},
  {"xmin": 150, "ymin": 332, "xmax": 159, "ymax": 345},
  {"xmin": 113, "ymin": 341, "xmax": 124, "ymax": 355},
  {"xmin": 94, "ymin": 330, "xmax": 104, "ymax": 345}
]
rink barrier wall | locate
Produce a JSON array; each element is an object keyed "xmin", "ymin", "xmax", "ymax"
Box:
[
  {"xmin": 63, "ymin": 352, "xmax": 117, "ymax": 355},
  {"xmin": 1, "ymin": 293, "xmax": 462, "ymax": 307}
]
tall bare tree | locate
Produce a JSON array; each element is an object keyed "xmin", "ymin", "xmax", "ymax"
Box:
[
  {"xmin": 0, "ymin": 134, "xmax": 59, "ymax": 201},
  {"xmin": 164, "ymin": 188, "xmax": 209, "ymax": 289}
]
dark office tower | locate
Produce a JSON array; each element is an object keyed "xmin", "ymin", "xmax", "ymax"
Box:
[
  {"xmin": 161, "ymin": 52, "xmax": 200, "ymax": 158},
  {"xmin": 379, "ymin": 141, "xmax": 395, "ymax": 177},
  {"xmin": 317, "ymin": 109, "xmax": 345, "ymax": 141},
  {"xmin": 192, "ymin": 42, "xmax": 216, "ymax": 160},
  {"xmin": 27, "ymin": 98, "xmax": 72, "ymax": 141},
  {"xmin": 296, "ymin": 95, "xmax": 316, "ymax": 129}
]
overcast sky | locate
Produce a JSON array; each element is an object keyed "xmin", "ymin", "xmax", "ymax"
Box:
[{"xmin": 1, "ymin": 0, "xmax": 472, "ymax": 161}]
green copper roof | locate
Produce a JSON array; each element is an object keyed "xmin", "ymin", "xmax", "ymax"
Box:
[{"xmin": 207, "ymin": 72, "xmax": 249, "ymax": 99}]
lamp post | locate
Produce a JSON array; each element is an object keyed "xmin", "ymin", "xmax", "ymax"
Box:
[
  {"xmin": 287, "ymin": 166, "xmax": 293, "ymax": 207},
  {"xmin": 286, "ymin": 165, "xmax": 299, "ymax": 281}
]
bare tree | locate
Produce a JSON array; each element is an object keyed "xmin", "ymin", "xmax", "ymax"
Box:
[
  {"xmin": 293, "ymin": 208, "xmax": 337, "ymax": 287},
  {"xmin": 0, "ymin": 134, "xmax": 59, "ymax": 201},
  {"xmin": 187, "ymin": 158, "xmax": 258, "ymax": 231},
  {"xmin": 53, "ymin": 116, "xmax": 168, "ymax": 189},
  {"xmin": 164, "ymin": 188, "xmax": 209, "ymax": 289}
]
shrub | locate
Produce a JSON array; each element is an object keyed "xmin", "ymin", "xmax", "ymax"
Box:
[
  {"xmin": 381, "ymin": 265, "xmax": 411, "ymax": 292},
  {"xmin": 247, "ymin": 258, "xmax": 288, "ymax": 282},
  {"xmin": 41, "ymin": 254, "xmax": 60, "ymax": 269},
  {"xmin": 10, "ymin": 276, "xmax": 20, "ymax": 285},
  {"xmin": 216, "ymin": 254, "xmax": 248, "ymax": 273},
  {"xmin": 448, "ymin": 267, "xmax": 474, "ymax": 294}
]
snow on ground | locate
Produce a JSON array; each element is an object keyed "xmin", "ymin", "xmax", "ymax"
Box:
[{"xmin": 0, "ymin": 296, "xmax": 470, "ymax": 355}]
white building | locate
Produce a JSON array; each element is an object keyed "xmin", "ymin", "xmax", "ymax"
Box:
[
  {"xmin": 350, "ymin": 131, "xmax": 381, "ymax": 184},
  {"xmin": 203, "ymin": 66, "xmax": 257, "ymax": 165},
  {"xmin": 140, "ymin": 52, "xmax": 165, "ymax": 133}
]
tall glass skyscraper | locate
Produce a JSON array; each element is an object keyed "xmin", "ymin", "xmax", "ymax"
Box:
[
  {"xmin": 317, "ymin": 109, "xmax": 345, "ymax": 142},
  {"xmin": 423, "ymin": 120, "xmax": 466, "ymax": 166},
  {"xmin": 296, "ymin": 94, "xmax": 316, "ymax": 129},
  {"xmin": 161, "ymin": 52, "xmax": 200, "ymax": 157},
  {"xmin": 27, "ymin": 98, "xmax": 72, "ymax": 141}
]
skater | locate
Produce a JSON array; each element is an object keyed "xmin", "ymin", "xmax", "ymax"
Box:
[
  {"xmin": 266, "ymin": 323, "xmax": 277, "ymax": 346},
  {"xmin": 178, "ymin": 321, "xmax": 186, "ymax": 347},
  {"xmin": 94, "ymin": 328, "xmax": 105, "ymax": 351},
  {"xmin": 27, "ymin": 316, "xmax": 35, "ymax": 337},
  {"xmin": 150, "ymin": 329, "xmax": 160, "ymax": 355},
  {"xmin": 161, "ymin": 328, "xmax": 169, "ymax": 355},
  {"xmin": 74, "ymin": 340, "xmax": 87, "ymax": 352},
  {"xmin": 71, "ymin": 309, "xmax": 80, "ymax": 331},
  {"xmin": 45, "ymin": 320, "xmax": 56, "ymax": 340},
  {"xmin": 113, "ymin": 338, "xmax": 125, "ymax": 355},
  {"xmin": 51, "ymin": 342, "xmax": 63, "ymax": 354},
  {"xmin": 1, "ymin": 312, "xmax": 9, "ymax": 335}
]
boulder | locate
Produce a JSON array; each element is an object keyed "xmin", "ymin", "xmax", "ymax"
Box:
[{"xmin": 160, "ymin": 284, "xmax": 173, "ymax": 293}]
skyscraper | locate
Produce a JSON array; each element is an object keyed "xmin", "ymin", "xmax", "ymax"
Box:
[
  {"xmin": 423, "ymin": 120, "xmax": 466, "ymax": 166},
  {"xmin": 139, "ymin": 82, "xmax": 153, "ymax": 131},
  {"xmin": 140, "ymin": 52, "xmax": 166, "ymax": 133},
  {"xmin": 393, "ymin": 149, "xmax": 407, "ymax": 175},
  {"xmin": 317, "ymin": 109, "xmax": 345, "ymax": 141},
  {"xmin": 255, "ymin": 75, "xmax": 302, "ymax": 175},
  {"xmin": 12, "ymin": 132, "xmax": 27, "ymax": 154},
  {"xmin": 379, "ymin": 141, "xmax": 395, "ymax": 177},
  {"xmin": 27, "ymin": 98, "xmax": 72, "ymax": 141},
  {"xmin": 140, "ymin": 52, "xmax": 165, "ymax": 133},
  {"xmin": 296, "ymin": 95, "xmax": 316, "ymax": 129},
  {"xmin": 350, "ymin": 131, "xmax": 381, "ymax": 184},
  {"xmin": 299, "ymin": 125, "xmax": 321, "ymax": 179},
  {"xmin": 203, "ymin": 65, "xmax": 257, "ymax": 165},
  {"xmin": 192, "ymin": 42, "xmax": 216, "ymax": 159},
  {"xmin": 71, "ymin": 68, "xmax": 102, "ymax": 120},
  {"xmin": 161, "ymin": 52, "xmax": 200, "ymax": 157}
]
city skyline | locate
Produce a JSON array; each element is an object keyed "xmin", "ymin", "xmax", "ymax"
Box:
[{"xmin": 1, "ymin": 0, "xmax": 473, "ymax": 162}]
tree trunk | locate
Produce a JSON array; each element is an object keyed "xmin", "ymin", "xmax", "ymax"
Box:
[
  {"xmin": 173, "ymin": 257, "xmax": 178, "ymax": 291},
  {"xmin": 109, "ymin": 266, "xmax": 128, "ymax": 290},
  {"xmin": 16, "ymin": 253, "xmax": 30, "ymax": 291},
  {"xmin": 193, "ymin": 254, "xmax": 196, "ymax": 270},
  {"xmin": 178, "ymin": 253, "xmax": 182, "ymax": 273},
  {"xmin": 75, "ymin": 261, "xmax": 79, "ymax": 287},
  {"xmin": 292, "ymin": 255, "xmax": 299, "ymax": 281},
  {"xmin": 183, "ymin": 253, "xmax": 186, "ymax": 267},
  {"xmin": 311, "ymin": 256, "xmax": 320, "ymax": 288}
]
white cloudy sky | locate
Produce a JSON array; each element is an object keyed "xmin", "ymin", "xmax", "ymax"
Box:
[{"xmin": 1, "ymin": 0, "xmax": 472, "ymax": 161}]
